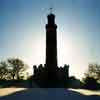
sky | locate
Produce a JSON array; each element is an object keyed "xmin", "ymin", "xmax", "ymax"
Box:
[{"xmin": 0, "ymin": 0, "xmax": 100, "ymax": 79}]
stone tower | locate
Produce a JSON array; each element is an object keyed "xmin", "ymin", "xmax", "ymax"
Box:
[
  {"xmin": 45, "ymin": 12, "xmax": 58, "ymax": 80},
  {"xmin": 33, "ymin": 12, "xmax": 69, "ymax": 88}
]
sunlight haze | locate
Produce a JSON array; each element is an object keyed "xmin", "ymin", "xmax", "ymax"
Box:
[{"xmin": 0, "ymin": 0, "xmax": 100, "ymax": 79}]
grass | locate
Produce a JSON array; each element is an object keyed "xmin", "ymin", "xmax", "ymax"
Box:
[{"xmin": 69, "ymin": 88, "xmax": 100, "ymax": 96}]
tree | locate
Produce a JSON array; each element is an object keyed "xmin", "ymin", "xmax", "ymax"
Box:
[
  {"xmin": 85, "ymin": 63, "xmax": 100, "ymax": 80},
  {"xmin": 82, "ymin": 76, "xmax": 99, "ymax": 90},
  {"xmin": 0, "ymin": 61, "xmax": 8, "ymax": 79},
  {"xmin": 7, "ymin": 58, "xmax": 28, "ymax": 80},
  {"xmin": 82, "ymin": 63, "xmax": 100, "ymax": 90},
  {"xmin": 0, "ymin": 58, "xmax": 29, "ymax": 80}
]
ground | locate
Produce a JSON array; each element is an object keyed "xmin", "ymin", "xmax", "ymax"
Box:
[{"xmin": 0, "ymin": 88, "xmax": 100, "ymax": 100}]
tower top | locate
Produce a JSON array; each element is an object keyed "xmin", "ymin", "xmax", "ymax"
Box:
[
  {"xmin": 48, "ymin": 8, "xmax": 55, "ymax": 20},
  {"xmin": 47, "ymin": 7, "xmax": 56, "ymax": 25},
  {"xmin": 49, "ymin": 7, "xmax": 53, "ymax": 14}
]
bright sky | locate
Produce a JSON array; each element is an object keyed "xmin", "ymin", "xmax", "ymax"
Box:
[{"xmin": 0, "ymin": 0, "xmax": 100, "ymax": 79}]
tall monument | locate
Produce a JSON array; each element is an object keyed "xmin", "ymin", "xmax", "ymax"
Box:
[
  {"xmin": 46, "ymin": 10, "xmax": 57, "ymax": 80},
  {"xmin": 33, "ymin": 10, "xmax": 69, "ymax": 88}
]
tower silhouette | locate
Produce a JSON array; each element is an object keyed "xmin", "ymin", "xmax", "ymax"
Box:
[
  {"xmin": 46, "ymin": 12, "xmax": 57, "ymax": 81},
  {"xmin": 33, "ymin": 11, "xmax": 69, "ymax": 88}
]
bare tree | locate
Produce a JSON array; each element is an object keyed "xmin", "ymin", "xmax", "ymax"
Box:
[
  {"xmin": 0, "ymin": 61, "xmax": 8, "ymax": 79},
  {"xmin": 7, "ymin": 58, "xmax": 27, "ymax": 80}
]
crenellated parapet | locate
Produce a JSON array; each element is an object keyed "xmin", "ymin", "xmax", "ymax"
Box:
[{"xmin": 33, "ymin": 64, "xmax": 69, "ymax": 84}]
